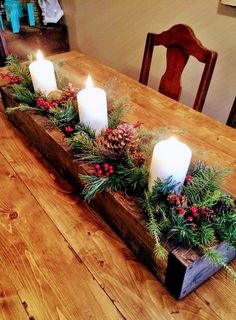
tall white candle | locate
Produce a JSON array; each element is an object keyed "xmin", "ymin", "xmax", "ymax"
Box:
[
  {"xmin": 148, "ymin": 137, "xmax": 192, "ymax": 192},
  {"xmin": 29, "ymin": 50, "xmax": 57, "ymax": 96},
  {"xmin": 77, "ymin": 75, "xmax": 108, "ymax": 134}
]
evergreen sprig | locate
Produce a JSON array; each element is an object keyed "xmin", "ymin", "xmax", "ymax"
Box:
[
  {"xmin": 49, "ymin": 101, "xmax": 79, "ymax": 129},
  {"xmin": 214, "ymin": 212, "xmax": 236, "ymax": 247},
  {"xmin": 69, "ymin": 123, "xmax": 101, "ymax": 163},
  {"xmin": 147, "ymin": 211, "xmax": 167, "ymax": 258},
  {"xmin": 184, "ymin": 162, "xmax": 229, "ymax": 204},
  {"xmin": 80, "ymin": 160, "xmax": 148, "ymax": 201},
  {"xmin": 70, "ymin": 134, "xmax": 98, "ymax": 160},
  {"xmin": 6, "ymin": 55, "xmax": 32, "ymax": 88},
  {"xmin": 6, "ymin": 103, "xmax": 42, "ymax": 114},
  {"xmin": 11, "ymin": 84, "xmax": 37, "ymax": 104},
  {"xmin": 144, "ymin": 177, "xmax": 180, "ymax": 211},
  {"xmin": 75, "ymin": 122, "xmax": 96, "ymax": 140},
  {"xmin": 108, "ymin": 97, "xmax": 131, "ymax": 128}
]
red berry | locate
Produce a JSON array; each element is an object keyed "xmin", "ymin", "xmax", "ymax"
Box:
[
  {"xmin": 0, "ymin": 72, "xmax": 21, "ymax": 84},
  {"xmin": 95, "ymin": 164, "xmax": 100, "ymax": 170},
  {"xmin": 186, "ymin": 216, "xmax": 193, "ymax": 222},
  {"xmin": 109, "ymin": 165, "xmax": 113, "ymax": 170},
  {"xmin": 106, "ymin": 172, "xmax": 110, "ymax": 177},
  {"xmin": 109, "ymin": 169, "xmax": 114, "ymax": 174},
  {"xmin": 65, "ymin": 125, "xmax": 74, "ymax": 133},
  {"xmin": 104, "ymin": 128, "xmax": 112, "ymax": 136},
  {"xmin": 178, "ymin": 208, "xmax": 186, "ymax": 216},
  {"xmin": 97, "ymin": 169, "xmax": 103, "ymax": 176},
  {"xmin": 190, "ymin": 206, "xmax": 198, "ymax": 216},
  {"xmin": 103, "ymin": 163, "xmax": 109, "ymax": 171}
]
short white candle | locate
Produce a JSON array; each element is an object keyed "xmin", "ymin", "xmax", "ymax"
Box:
[
  {"xmin": 29, "ymin": 50, "xmax": 57, "ymax": 96},
  {"xmin": 148, "ymin": 137, "xmax": 192, "ymax": 192},
  {"xmin": 77, "ymin": 75, "xmax": 108, "ymax": 134}
]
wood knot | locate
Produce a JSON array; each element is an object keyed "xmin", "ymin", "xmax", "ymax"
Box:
[
  {"xmin": 8, "ymin": 173, "xmax": 16, "ymax": 179},
  {"xmin": 99, "ymin": 260, "xmax": 104, "ymax": 267},
  {"xmin": 9, "ymin": 211, "xmax": 18, "ymax": 220}
]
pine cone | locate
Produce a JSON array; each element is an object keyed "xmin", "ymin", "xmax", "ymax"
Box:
[
  {"xmin": 212, "ymin": 200, "xmax": 233, "ymax": 215},
  {"xmin": 60, "ymin": 83, "xmax": 79, "ymax": 103},
  {"xmin": 97, "ymin": 123, "xmax": 138, "ymax": 159},
  {"xmin": 131, "ymin": 150, "xmax": 145, "ymax": 166},
  {"xmin": 167, "ymin": 194, "xmax": 188, "ymax": 207},
  {"xmin": 200, "ymin": 207, "xmax": 216, "ymax": 222},
  {"xmin": 167, "ymin": 194, "xmax": 179, "ymax": 205}
]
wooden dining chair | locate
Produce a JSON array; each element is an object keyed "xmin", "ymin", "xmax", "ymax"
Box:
[
  {"xmin": 139, "ymin": 24, "xmax": 218, "ymax": 112},
  {"xmin": 226, "ymin": 97, "xmax": 236, "ymax": 128},
  {"xmin": 0, "ymin": 30, "xmax": 8, "ymax": 67}
]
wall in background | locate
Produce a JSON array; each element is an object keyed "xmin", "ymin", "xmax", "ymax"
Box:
[{"xmin": 60, "ymin": 0, "xmax": 236, "ymax": 123}]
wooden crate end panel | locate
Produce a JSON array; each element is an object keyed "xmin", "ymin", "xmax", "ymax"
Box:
[
  {"xmin": 165, "ymin": 252, "xmax": 187, "ymax": 300},
  {"xmin": 178, "ymin": 243, "xmax": 236, "ymax": 299}
]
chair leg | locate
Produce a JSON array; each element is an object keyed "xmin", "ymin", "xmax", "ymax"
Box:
[{"xmin": 226, "ymin": 97, "xmax": 236, "ymax": 128}]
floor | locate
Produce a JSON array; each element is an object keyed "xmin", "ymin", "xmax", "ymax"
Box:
[{"xmin": 0, "ymin": 101, "xmax": 236, "ymax": 320}]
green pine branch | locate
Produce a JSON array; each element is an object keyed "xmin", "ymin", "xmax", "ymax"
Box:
[
  {"xmin": 75, "ymin": 122, "xmax": 96, "ymax": 140},
  {"xmin": 147, "ymin": 211, "xmax": 167, "ymax": 258},
  {"xmin": 6, "ymin": 55, "xmax": 32, "ymax": 89},
  {"xmin": 80, "ymin": 175, "xmax": 110, "ymax": 201},
  {"xmin": 49, "ymin": 101, "xmax": 79, "ymax": 129},
  {"xmin": 6, "ymin": 103, "xmax": 42, "ymax": 114},
  {"xmin": 214, "ymin": 211, "xmax": 236, "ymax": 248},
  {"xmin": 108, "ymin": 97, "xmax": 131, "ymax": 128},
  {"xmin": 184, "ymin": 162, "xmax": 229, "ymax": 204},
  {"xmin": 150, "ymin": 177, "xmax": 180, "ymax": 203},
  {"xmin": 11, "ymin": 84, "xmax": 37, "ymax": 104}
]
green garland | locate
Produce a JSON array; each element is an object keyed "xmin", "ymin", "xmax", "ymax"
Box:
[{"xmin": 2, "ymin": 56, "xmax": 236, "ymax": 281}]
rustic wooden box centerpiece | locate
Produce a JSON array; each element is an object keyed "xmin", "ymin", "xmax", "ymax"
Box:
[{"xmin": 1, "ymin": 85, "xmax": 235, "ymax": 300}]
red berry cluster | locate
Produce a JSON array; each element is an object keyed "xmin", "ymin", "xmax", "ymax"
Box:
[
  {"xmin": 177, "ymin": 205, "xmax": 199, "ymax": 223},
  {"xmin": 186, "ymin": 206, "xmax": 199, "ymax": 222},
  {"xmin": 94, "ymin": 163, "xmax": 114, "ymax": 177},
  {"xmin": 36, "ymin": 97, "xmax": 57, "ymax": 111},
  {"xmin": 104, "ymin": 128, "xmax": 113, "ymax": 136},
  {"xmin": 64, "ymin": 125, "xmax": 74, "ymax": 133},
  {"xmin": 0, "ymin": 72, "xmax": 21, "ymax": 84}
]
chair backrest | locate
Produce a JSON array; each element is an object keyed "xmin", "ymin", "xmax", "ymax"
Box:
[
  {"xmin": 139, "ymin": 24, "xmax": 218, "ymax": 112},
  {"xmin": 226, "ymin": 97, "xmax": 236, "ymax": 128},
  {"xmin": 0, "ymin": 30, "xmax": 8, "ymax": 67}
]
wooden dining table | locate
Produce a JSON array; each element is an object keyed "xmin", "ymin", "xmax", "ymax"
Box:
[{"xmin": 0, "ymin": 50, "xmax": 235, "ymax": 320}]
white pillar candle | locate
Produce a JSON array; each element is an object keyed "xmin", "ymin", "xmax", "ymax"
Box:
[
  {"xmin": 148, "ymin": 137, "xmax": 192, "ymax": 192},
  {"xmin": 29, "ymin": 50, "xmax": 57, "ymax": 96},
  {"xmin": 77, "ymin": 75, "xmax": 108, "ymax": 134}
]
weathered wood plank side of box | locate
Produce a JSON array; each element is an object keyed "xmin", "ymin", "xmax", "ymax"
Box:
[{"xmin": 1, "ymin": 86, "xmax": 235, "ymax": 300}]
